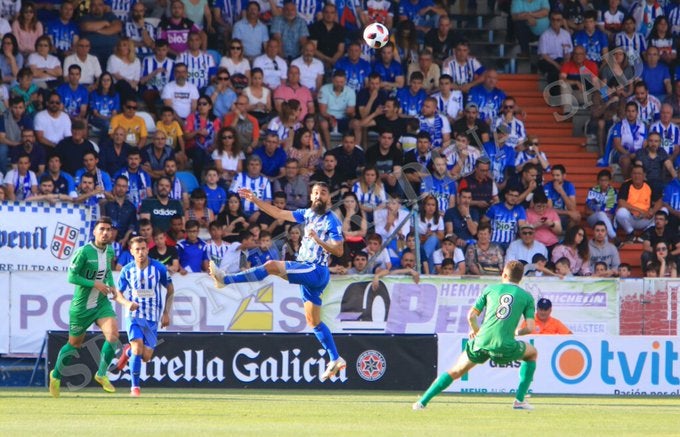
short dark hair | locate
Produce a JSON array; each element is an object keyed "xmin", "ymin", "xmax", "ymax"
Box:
[
  {"xmin": 94, "ymin": 216, "xmax": 113, "ymax": 228},
  {"xmin": 185, "ymin": 219, "xmax": 200, "ymax": 230}
]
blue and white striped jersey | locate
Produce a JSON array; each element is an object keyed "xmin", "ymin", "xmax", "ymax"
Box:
[
  {"xmin": 614, "ymin": 32, "xmax": 646, "ymax": 64},
  {"xmin": 107, "ymin": 0, "xmax": 133, "ymax": 21},
  {"xmin": 141, "ymin": 55, "xmax": 175, "ymax": 92},
  {"xmin": 442, "ymin": 56, "xmax": 485, "ymax": 87},
  {"xmin": 292, "ymin": 208, "xmax": 343, "ymax": 266},
  {"xmin": 118, "ymin": 258, "xmax": 171, "ymax": 322},
  {"xmin": 214, "ymin": 0, "xmax": 247, "ymax": 25},
  {"xmin": 229, "ymin": 172, "xmax": 272, "ymax": 214},
  {"xmin": 177, "ymin": 51, "xmax": 215, "ymax": 90},
  {"xmin": 418, "ymin": 114, "xmax": 451, "ymax": 149},
  {"xmin": 204, "ymin": 240, "xmax": 232, "ymax": 266},
  {"xmin": 124, "ymin": 20, "xmax": 156, "ymax": 58},
  {"xmin": 352, "ymin": 181, "xmax": 386, "ymax": 211},
  {"xmin": 650, "ymin": 120, "xmax": 680, "ymax": 156},
  {"xmin": 485, "ymin": 203, "xmax": 526, "ymax": 245},
  {"xmin": 627, "ymin": 95, "xmax": 661, "ymax": 126}
]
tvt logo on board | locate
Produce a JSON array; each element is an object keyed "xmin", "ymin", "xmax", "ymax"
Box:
[
  {"xmin": 51, "ymin": 222, "xmax": 79, "ymax": 260},
  {"xmin": 356, "ymin": 350, "xmax": 386, "ymax": 382}
]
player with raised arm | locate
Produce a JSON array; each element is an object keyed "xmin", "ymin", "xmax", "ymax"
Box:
[
  {"xmin": 114, "ymin": 236, "xmax": 174, "ymax": 397},
  {"xmin": 413, "ymin": 260, "xmax": 538, "ymax": 410},
  {"xmin": 209, "ymin": 182, "xmax": 346, "ymax": 381},
  {"xmin": 49, "ymin": 217, "xmax": 138, "ymax": 398}
]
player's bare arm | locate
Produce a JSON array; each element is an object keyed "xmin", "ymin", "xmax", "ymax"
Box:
[
  {"xmin": 111, "ymin": 289, "xmax": 139, "ymax": 311},
  {"xmin": 467, "ymin": 307, "xmax": 481, "ymax": 338},
  {"xmin": 308, "ymin": 229, "xmax": 344, "ymax": 257},
  {"xmin": 161, "ymin": 283, "xmax": 175, "ymax": 328},
  {"xmin": 238, "ymin": 188, "xmax": 295, "ymax": 222},
  {"xmin": 516, "ymin": 318, "xmax": 535, "ymax": 336}
]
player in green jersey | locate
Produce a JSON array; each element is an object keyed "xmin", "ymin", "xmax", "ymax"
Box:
[
  {"xmin": 413, "ymin": 260, "xmax": 538, "ymax": 410},
  {"xmin": 49, "ymin": 217, "xmax": 138, "ymax": 398}
]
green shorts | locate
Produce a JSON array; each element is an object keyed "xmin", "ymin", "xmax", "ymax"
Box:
[
  {"xmin": 69, "ymin": 302, "xmax": 116, "ymax": 337},
  {"xmin": 465, "ymin": 338, "xmax": 527, "ymax": 365}
]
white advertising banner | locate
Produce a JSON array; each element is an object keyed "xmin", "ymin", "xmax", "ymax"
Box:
[
  {"xmin": 438, "ymin": 334, "xmax": 680, "ymax": 395},
  {"xmin": 5, "ymin": 273, "xmax": 620, "ymax": 354},
  {"xmin": 0, "ymin": 201, "xmax": 93, "ymax": 272},
  {"xmin": 0, "ymin": 272, "xmax": 9, "ymax": 354}
]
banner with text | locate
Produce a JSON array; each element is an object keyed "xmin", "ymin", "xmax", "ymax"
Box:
[
  {"xmin": 46, "ymin": 331, "xmax": 437, "ymax": 390},
  {"xmin": 0, "ymin": 201, "xmax": 92, "ymax": 272},
  {"xmin": 5, "ymin": 273, "xmax": 619, "ymax": 354},
  {"xmin": 437, "ymin": 334, "xmax": 680, "ymax": 396}
]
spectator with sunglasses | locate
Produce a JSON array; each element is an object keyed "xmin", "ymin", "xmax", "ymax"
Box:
[
  {"xmin": 206, "ymin": 68, "xmax": 237, "ymax": 120},
  {"xmin": 219, "ymin": 39, "xmax": 251, "ymax": 81},
  {"xmin": 34, "ymin": 91, "xmax": 72, "ymax": 148},
  {"xmin": 108, "ymin": 97, "xmax": 147, "ymax": 148}
]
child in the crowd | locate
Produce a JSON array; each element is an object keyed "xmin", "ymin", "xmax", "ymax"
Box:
[
  {"xmin": 156, "ymin": 106, "xmax": 186, "ymax": 169},
  {"xmin": 593, "ymin": 261, "xmax": 609, "ymax": 277},
  {"xmin": 247, "ymin": 230, "xmax": 279, "ymax": 266},
  {"xmin": 618, "ymin": 263, "xmax": 632, "ymax": 278},
  {"xmin": 177, "ymin": 219, "xmax": 207, "ymax": 274},
  {"xmin": 364, "ymin": 233, "xmax": 392, "ymax": 273},
  {"xmin": 202, "ymin": 167, "xmax": 227, "ymax": 215},
  {"xmin": 149, "ymin": 228, "xmax": 180, "ymax": 273},
  {"xmin": 347, "ymin": 251, "xmax": 369, "ymax": 275},
  {"xmin": 644, "ymin": 260, "xmax": 660, "ymax": 278},
  {"xmin": 554, "ymin": 257, "xmax": 573, "ymax": 278},
  {"xmin": 439, "ymin": 258, "xmax": 456, "ymax": 275},
  {"xmin": 398, "ymin": 118, "xmax": 420, "ymax": 152}
]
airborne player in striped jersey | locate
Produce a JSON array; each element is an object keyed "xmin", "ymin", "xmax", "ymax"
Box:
[{"xmin": 115, "ymin": 236, "xmax": 174, "ymax": 397}]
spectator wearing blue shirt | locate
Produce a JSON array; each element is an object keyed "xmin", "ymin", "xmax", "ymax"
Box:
[
  {"xmin": 396, "ymin": 71, "xmax": 427, "ymax": 117},
  {"xmin": 205, "ymin": 68, "xmax": 237, "ymax": 119},
  {"xmin": 467, "ymin": 69, "xmax": 507, "ymax": 124},
  {"xmin": 270, "ymin": 1, "xmax": 310, "ymax": 61},
  {"xmin": 88, "ymin": 72, "xmax": 120, "ymax": 140},
  {"xmin": 544, "ymin": 164, "xmax": 581, "ymax": 230},
  {"xmin": 41, "ymin": 154, "xmax": 77, "ymax": 198},
  {"xmin": 572, "ymin": 11, "xmax": 609, "ymax": 63},
  {"xmin": 253, "ymin": 132, "xmax": 288, "ymax": 180},
  {"xmin": 641, "ymin": 46, "xmax": 672, "ymax": 101},
  {"xmin": 74, "ymin": 150, "xmax": 113, "ymax": 193},
  {"xmin": 421, "ymin": 155, "xmax": 457, "ymax": 213},
  {"xmin": 371, "ymin": 42, "xmax": 404, "ymax": 91},
  {"xmin": 318, "ymin": 69, "xmax": 356, "ymax": 136},
  {"xmin": 45, "ymin": 1, "xmax": 80, "ymax": 58},
  {"xmin": 482, "ymin": 187, "xmax": 527, "ymax": 251},
  {"xmin": 247, "ymin": 230, "xmax": 280, "ymax": 265},
  {"xmin": 113, "ymin": 148, "xmax": 153, "ymax": 209},
  {"xmin": 177, "ymin": 219, "xmax": 208, "ymax": 273},
  {"xmin": 398, "ymin": 0, "xmax": 445, "ymax": 37},
  {"xmin": 333, "ymin": 41, "xmax": 371, "ymax": 93},
  {"xmin": 232, "ymin": 1, "xmax": 269, "ymax": 59},
  {"xmin": 57, "ymin": 65, "xmax": 89, "ymax": 120},
  {"xmin": 483, "ymin": 127, "xmax": 516, "ymax": 192}
]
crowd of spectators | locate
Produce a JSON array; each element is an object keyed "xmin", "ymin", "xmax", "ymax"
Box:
[{"xmin": 1, "ymin": 0, "xmax": 679, "ymax": 279}]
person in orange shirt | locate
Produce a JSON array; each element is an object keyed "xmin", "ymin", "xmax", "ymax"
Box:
[{"xmin": 521, "ymin": 298, "xmax": 572, "ymax": 334}]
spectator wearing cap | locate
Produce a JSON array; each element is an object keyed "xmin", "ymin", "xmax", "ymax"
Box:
[
  {"xmin": 505, "ymin": 223, "xmax": 548, "ymax": 266},
  {"xmin": 451, "ymin": 102, "xmax": 490, "ymax": 149},
  {"xmin": 431, "ymin": 235, "xmax": 465, "ymax": 274},
  {"xmin": 205, "ymin": 68, "xmax": 238, "ymax": 120},
  {"xmin": 521, "ymin": 298, "xmax": 573, "ymax": 334}
]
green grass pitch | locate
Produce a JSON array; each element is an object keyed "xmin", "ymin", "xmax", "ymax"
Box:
[{"xmin": 1, "ymin": 388, "xmax": 679, "ymax": 436}]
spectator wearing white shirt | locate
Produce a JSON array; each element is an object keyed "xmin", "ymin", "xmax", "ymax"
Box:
[
  {"xmin": 219, "ymin": 38, "xmax": 251, "ymax": 80},
  {"xmin": 62, "ymin": 38, "xmax": 102, "ymax": 88},
  {"xmin": 537, "ymin": 11, "xmax": 573, "ymax": 87},
  {"xmin": 505, "ymin": 223, "xmax": 548, "ymax": 265},
  {"xmin": 106, "ymin": 37, "xmax": 141, "ymax": 102},
  {"xmin": 291, "ymin": 40, "xmax": 324, "ymax": 94},
  {"xmin": 431, "ymin": 235, "xmax": 465, "ymax": 274},
  {"xmin": 161, "ymin": 62, "xmax": 199, "ymax": 120},
  {"xmin": 34, "ymin": 92, "xmax": 72, "ymax": 148},
  {"xmin": 252, "ymin": 39, "xmax": 287, "ymax": 90}
]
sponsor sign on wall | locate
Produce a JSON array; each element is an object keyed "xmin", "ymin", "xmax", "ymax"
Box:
[
  {"xmin": 437, "ymin": 334, "xmax": 680, "ymax": 395},
  {"xmin": 4, "ymin": 273, "xmax": 620, "ymax": 354},
  {"xmin": 47, "ymin": 332, "xmax": 437, "ymax": 390},
  {"xmin": 0, "ymin": 201, "xmax": 92, "ymax": 272}
]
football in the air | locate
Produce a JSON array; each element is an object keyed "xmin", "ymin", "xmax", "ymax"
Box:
[{"xmin": 363, "ymin": 22, "xmax": 390, "ymax": 49}]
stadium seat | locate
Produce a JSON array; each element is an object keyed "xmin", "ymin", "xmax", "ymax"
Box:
[
  {"xmin": 144, "ymin": 17, "xmax": 160, "ymax": 28},
  {"xmin": 176, "ymin": 171, "xmax": 200, "ymax": 193},
  {"xmin": 208, "ymin": 49, "xmax": 222, "ymax": 66},
  {"xmin": 137, "ymin": 111, "xmax": 156, "ymax": 135}
]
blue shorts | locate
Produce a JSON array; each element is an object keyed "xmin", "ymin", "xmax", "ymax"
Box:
[
  {"xmin": 126, "ymin": 317, "xmax": 158, "ymax": 349},
  {"xmin": 285, "ymin": 261, "xmax": 330, "ymax": 306}
]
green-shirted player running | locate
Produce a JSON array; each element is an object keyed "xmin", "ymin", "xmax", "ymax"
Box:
[
  {"xmin": 413, "ymin": 260, "xmax": 538, "ymax": 410},
  {"xmin": 49, "ymin": 217, "xmax": 138, "ymax": 398}
]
